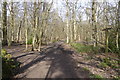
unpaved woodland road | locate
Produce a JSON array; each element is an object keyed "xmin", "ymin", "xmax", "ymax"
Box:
[{"xmin": 4, "ymin": 42, "xmax": 92, "ymax": 78}]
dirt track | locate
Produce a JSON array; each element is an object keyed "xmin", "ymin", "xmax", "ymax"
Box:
[{"xmin": 4, "ymin": 42, "xmax": 92, "ymax": 79}]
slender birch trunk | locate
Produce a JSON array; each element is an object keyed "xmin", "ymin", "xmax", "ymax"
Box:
[
  {"xmin": 24, "ymin": 2, "xmax": 28, "ymax": 50},
  {"xmin": 66, "ymin": 0, "xmax": 70, "ymax": 43},
  {"xmin": 116, "ymin": 1, "xmax": 120, "ymax": 49}
]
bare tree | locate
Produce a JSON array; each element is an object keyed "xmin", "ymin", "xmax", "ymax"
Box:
[
  {"xmin": 92, "ymin": 0, "xmax": 97, "ymax": 47},
  {"xmin": 116, "ymin": 1, "xmax": 120, "ymax": 49},
  {"xmin": 23, "ymin": 2, "xmax": 28, "ymax": 50},
  {"xmin": 2, "ymin": 2, "xmax": 7, "ymax": 45}
]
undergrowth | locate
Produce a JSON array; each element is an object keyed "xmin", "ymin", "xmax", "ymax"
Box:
[
  {"xmin": 70, "ymin": 43, "xmax": 100, "ymax": 53},
  {"xmin": 1, "ymin": 49, "xmax": 20, "ymax": 78}
]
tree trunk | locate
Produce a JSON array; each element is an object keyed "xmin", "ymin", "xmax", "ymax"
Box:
[
  {"xmin": 116, "ymin": 1, "xmax": 120, "ymax": 49},
  {"xmin": 105, "ymin": 31, "xmax": 109, "ymax": 53},
  {"xmin": 70, "ymin": 23, "xmax": 73, "ymax": 42},
  {"xmin": 26, "ymin": 28, "xmax": 28, "ymax": 50},
  {"xmin": 66, "ymin": 0, "xmax": 70, "ymax": 43},
  {"xmin": 116, "ymin": 31, "xmax": 119, "ymax": 49},
  {"xmin": 11, "ymin": 2, "xmax": 14, "ymax": 42},
  {"xmin": 17, "ymin": 21, "xmax": 22, "ymax": 42},
  {"xmin": 66, "ymin": 18, "xmax": 69, "ymax": 43},
  {"xmin": 73, "ymin": 19, "xmax": 77, "ymax": 41},
  {"xmin": 32, "ymin": 2, "xmax": 36, "ymax": 51},
  {"xmin": 92, "ymin": 0, "xmax": 97, "ymax": 47},
  {"xmin": 2, "ymin": 2, "xmax": 7, "ymax": 45},
  {"xmin": 0, "ymin": 20, "xmax": 2, "ymax": 80}
]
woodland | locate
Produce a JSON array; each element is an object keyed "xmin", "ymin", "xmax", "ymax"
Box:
[{"xmin": 0, "ymin": 0, "xmax": 120, "ymax": 79}]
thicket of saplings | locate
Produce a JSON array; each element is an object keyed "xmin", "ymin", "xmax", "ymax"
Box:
[{"xmin": 70, "ymin": 32, "xmax": 120, "ymax": 55}]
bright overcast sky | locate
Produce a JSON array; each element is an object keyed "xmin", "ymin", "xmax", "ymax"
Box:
[{"xmin": 0, "ymin": 0, "xmax": 119, "ymax": 3}]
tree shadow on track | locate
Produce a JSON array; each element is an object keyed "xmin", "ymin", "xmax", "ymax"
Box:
[
  {"xmin": 44, "ymin": 44, "xmax": 93, "ymax": 78},
  {"xmin": 14, "ymin": 43, "xmax": 93, "ymax": 78}
]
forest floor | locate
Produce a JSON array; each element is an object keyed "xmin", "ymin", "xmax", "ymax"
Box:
[{"xmin": 3, "ymin": 42, "xmax": 120, "ymax": 79}]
